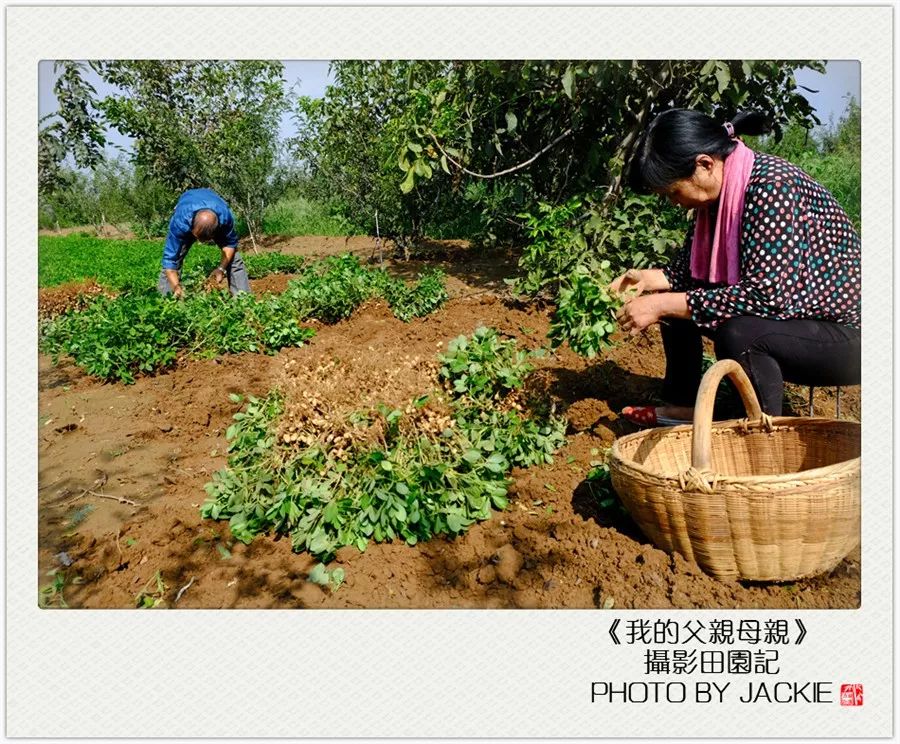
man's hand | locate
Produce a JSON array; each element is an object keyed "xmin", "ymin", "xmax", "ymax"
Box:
[
  {"xmin": 616, "ymin": 294, "xmax": 662, "ymax": 336},
  {"xmin": 208, "ymin": 267, "xmax": 226, "ymax": 285},
  {"xmin": 164, "ymin": 268, "xmax": 184, "ymax": 299}
]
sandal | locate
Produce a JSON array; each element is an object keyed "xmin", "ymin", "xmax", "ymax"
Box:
[{"xmin": 621, "ymin": 405, "xmax": 692, "ymax": 428}]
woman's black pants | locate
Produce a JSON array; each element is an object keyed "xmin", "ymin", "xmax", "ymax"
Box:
[{"xmin": 660, "ymin": 316, "xmax": 861, "ymax": 415}]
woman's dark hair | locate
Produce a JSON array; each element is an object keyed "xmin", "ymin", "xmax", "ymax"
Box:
[{"xmin": 627, "ymin": 109, "xmax": 772, "ymax": 194}]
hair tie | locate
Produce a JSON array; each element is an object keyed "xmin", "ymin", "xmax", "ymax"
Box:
[{"xmin": 723, "ymin": 121, "xmax": 736, "ymax": 139}]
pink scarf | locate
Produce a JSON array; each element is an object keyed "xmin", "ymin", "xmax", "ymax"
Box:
[{"xmin": 690, "ymin": 139, "xmax": 755, "ymax": 285}]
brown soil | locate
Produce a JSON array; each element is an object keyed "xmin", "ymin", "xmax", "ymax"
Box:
[
  {"xmin": 38, "ymin": 246, "xmax": 861, "ymax": 610},
  {"xmin": 253, "ymin": 234, "xmax": 473, "ymax": 261},
  {"xmin": 39, "ymin": 224, "xmax": 138, "ymax": 239}
]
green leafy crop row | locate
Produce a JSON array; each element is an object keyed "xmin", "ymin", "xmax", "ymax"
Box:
[
  {"xmin": 243, "ymin": 252, "xmax": 306, "ymax": 278},
  {"xmin": 39, "ymin": 235, "xmax": 210, "ymax": 290},
  {"xmin": 280, "ymin": 254, "xmax": 449, "ymax": 323},
  {"xmin": 200, "ymin": 328, "xmax": 566, "ymax": 559},
  {"xmin": 39, "ymin": 288, "xmax": 317, "ymax": 384},
  {"xmin": 40, "ymin": 255, "xmax": 448, "ymax": 384},
  {"xmin": 40, "ymin": 234, "xmax": 309, "ymax": 290}
]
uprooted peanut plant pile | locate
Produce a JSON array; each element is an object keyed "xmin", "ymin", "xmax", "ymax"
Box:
[{"xmin": 201, "ymin": 327, "xmax": 568, "ymax": 559}]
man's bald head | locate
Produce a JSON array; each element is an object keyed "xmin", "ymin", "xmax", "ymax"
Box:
[{"xmin": 191, "ymin": 210, "xmax": 219, "ymax": 242}]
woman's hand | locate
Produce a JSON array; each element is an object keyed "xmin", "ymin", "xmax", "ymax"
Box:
[
  {"xmin": 609, "ymin": 268, "xmax": 672, "ymax": 297},
  {"xmin": 617, "ymin": 292, "xmax": 691, "ymax": 336},
  {"xmin": 609, "ymin": 268, "xmax": 647, "ymax": 296},
  {"xmin": 616, "ymin": 295, "xmax": 662, "ymax": 336}
]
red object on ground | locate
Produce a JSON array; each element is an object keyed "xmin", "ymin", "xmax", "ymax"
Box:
[{"xmin": 621, "ymin": 405, "xmax": 659, "ymax": 427}]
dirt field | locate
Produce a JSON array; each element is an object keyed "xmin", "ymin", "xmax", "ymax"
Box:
[{"xmin": 38, "ymin": 239, "xmax": 861, "ymax": 609}]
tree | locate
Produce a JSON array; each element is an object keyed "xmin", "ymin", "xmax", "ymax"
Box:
[
  {"xmin": 384, "ymin": 59, "xmax": 826, "ymax": 354},
  {"xmin": 289, "ymin": 61, "xmax": 476, "ymax": 255},
  {"xmin": 38, "ymin": 157, "xmax": 176, "ymax": 234},
  {"xmin": 38, "ymin": 61, "xmax": 107, "ymax": 195},
  {"xmin": 90, "ymin": 60, "xmax": 287, "ymax": 249},
  {"xmin": 396, "ymin": 61, "xmax": 824, "ymax": 251}
]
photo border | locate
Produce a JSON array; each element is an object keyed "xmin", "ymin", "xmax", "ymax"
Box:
[{"xmin": 7, "ymin": 4, "xmax": 893, "ymax": 738}]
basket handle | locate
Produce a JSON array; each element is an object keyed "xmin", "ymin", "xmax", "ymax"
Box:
[{"xmin": 691, "ymin": 359, "xmax": 763, "ymax": 470}]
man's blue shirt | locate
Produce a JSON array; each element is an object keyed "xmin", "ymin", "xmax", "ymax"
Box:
[{"xmin": 161, "ymin": 188, "xmax": 239, "ymax": 270}]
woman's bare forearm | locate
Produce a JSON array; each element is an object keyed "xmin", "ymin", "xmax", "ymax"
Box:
[
  {"xmin": 653, "ymin": 291, "xmax": 691, "ymax": 320},
  {"xmin": 639, "ymin": 268, "xmax": 672, "ymax": 292}
]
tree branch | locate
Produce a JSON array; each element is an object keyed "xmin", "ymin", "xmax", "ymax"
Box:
[
  {"xmin": 604, "ymin": 63, "xmax": 673, "ymax": 202},
  {"xmin": 429, "ymin": 128, "xmax": 574, "ymax": 180}
]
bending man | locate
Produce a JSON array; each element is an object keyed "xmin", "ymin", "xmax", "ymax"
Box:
[{"xmin": 159, "ymin": 187, "xmax": 251, "ymax": 298}]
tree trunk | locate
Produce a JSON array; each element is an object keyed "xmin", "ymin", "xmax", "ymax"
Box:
[
  {"xmin": 605, "ymin": 63, "xmax": 673, "ymax": 204},
  {"xmin": 246, "ymin": 219, "xmax": 259, "ymax": 254},
  {"xmin": 244, "ymin": 196, "xmax": 259, "ymax": 253}
]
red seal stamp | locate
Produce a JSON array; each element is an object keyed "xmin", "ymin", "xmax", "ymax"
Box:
[{"xmin": 840, "ymin": 684, "xmax": 863, "ymax": 706}]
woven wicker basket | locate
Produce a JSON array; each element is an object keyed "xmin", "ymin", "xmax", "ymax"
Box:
[{"xmin": 609, "ymin": 360, "xmax": 860, "ymax": 582}]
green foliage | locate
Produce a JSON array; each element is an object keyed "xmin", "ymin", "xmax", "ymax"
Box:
[
  {"xmin": 585, "ymin": 195, "xmax": 688, "ymax": 274},
  {"xmin": 38, "ymin": 235, "xmax": 220, "ymax": 289},
  {"xmin": 289, "ymin": 61, "xmax": 477, "ymax": 246},
  {"xmin": 513, "ymin": 192, "xmax": 685, "ymax": 299},
  {"xmin": 40, "ymin": 235, "xmax": 330, "ymax": 290},
  {"xmin": 39, "ymin": 158, "xmax": 176, "ymax": 235},
  {"xmin": 40, "ymin": 291, "xmax": 185, "ymax": 382},
  {"xmin": 38, "ymin": 123, "xmax": 70, "ymax": 198},
  {"xmin": 308, "ymin": 563, "xmax": 345, "ymax": 592},
  {"xmin": 382, "ymin": 269, "xmax": 450, "ymax": 322},
  {"xmin": 583, "ymin": 451, "xmax": 626, "ymax": 517},
  {"xmin": 39, "ymin": 569, "xmax": 71, "ymax": 609},
  {"xmin": 282, "ymin": 254, "xmax": 448, "ymax": 324},
  {"xmin": 400, "ymin": 59, "xmax": 825, "ymax": 351},
  {"xmin": 354, "ymin": 59, "xmax": 824, "ymax": 354},
  {"xmin": 515, "ymin": 197, "xmax": 671, "ymax": 357},
  {"xmin": 39, "ymin": 286, "xmax": 318, "ymax": 384},
  {"xmin": 283, "ymin": 254, "xmax": 388, "ymax": 323},
  {"xmin": 242, "ymin": 252, "xmax": 306, "ymax": 278},
  {"xmin": 586, "ymin": 461, "xmax": 614, "ymax": 504},
  {"xmin": 40, "ymin": 254, "xmax": 448, "ymax": 383},
  {"xmin": 135, "ymin": 571, "xmax": 168, "ymax": 609},
  {"xmin": 515, "ymin": 197, "xmax": 589, "ymax": 296},
  {"xmin": 39, "ymin": 61, "xmax": 107, "ymax": 195},
  {"xmin": 392, "ymin": 60, "xmax": 823, "ymax": 239},
  {"xmin": 201, "ymin": 329, "xmax": 566, "ymax": 560},
  {"xmin": 261, "ymin": 194, "xmax": 362, "ymax": 237},
  {"xmin": 78, "ymin": 61, "xmax": 288, "ymax": 244},
  {"xmin": 128, "ymin": 170, "xmax": 177, "ymax": 237},
  {"xmin": 38, "ymin": 171, "xmax": 97, "ymax": 229},
  {"xmin": 453, "ymin": 406, "xmax": 566, "ymax": 469},
  {"xmin": 439, "ymin": 326, "xmax": 535, "ymax": 400},
  {"xmin": 548, "ymin": 264, "xmax": 622, "ymax": 358}
]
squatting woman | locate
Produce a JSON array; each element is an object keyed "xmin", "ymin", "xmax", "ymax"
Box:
[{"xmin": 611, "ymin": 109, "xmax": 860, "ymax": 425}]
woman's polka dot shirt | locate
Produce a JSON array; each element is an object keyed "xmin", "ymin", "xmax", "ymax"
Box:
[{"xmin": 662, "ymin": 152, "xmax": 861, "ymax": 330}]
